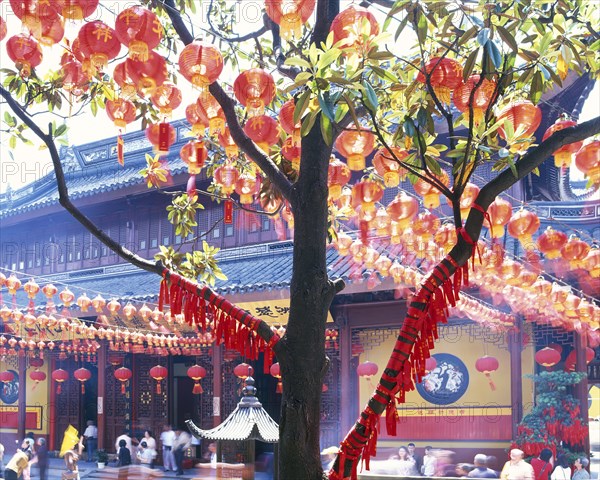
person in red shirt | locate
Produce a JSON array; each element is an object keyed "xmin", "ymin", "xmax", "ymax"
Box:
[{"xmin": 531, "ymin": 448, "xmax": 553, "ymax": 480}]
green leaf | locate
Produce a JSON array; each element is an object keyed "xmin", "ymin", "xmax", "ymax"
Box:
[
  {"xmin": 318, "ymin": 49, "xmax": 341, "ymax": 69},
  {"xmin": 342, "ymin": 93, "xmax": 360, "ymax": 128},
  {"xmin": 285, "ymin": 57, "xmax": 312, "ymax": 69},
  {"xmin": 530, "ymin": 71, "xmax": 543, "ymax": 104},
  {"xmin": 362, "ymin": 81, "xmax": 378, "ymax": 114},
  {"xmin": 487, "ymin": 41, "xmax": 503, "ymax": 70},
  {"xmin": 496, "ymin": 25, "xmax": 518, "ymax": 52},
  {"xmin": 293, "ymin": 72, "xmax": 313, "ymax": 86},
  {"xmin": 318, "ymin": 92, "xmax": 335, "ymax": 121},
  {"xmin": 416, "ymin": 9, "xmax": 428, "ymax": 45},
  {"xmin": 300, "ymin": 110, "xmax": 319, "ymax": 137},
  {"xmin": 462, "ymin": 48, "xmax": 479, "ymax": 81},
  {"xmin": 371, "ymin": 65, "xmax": 399, "ymax": 83},
  {"xmin": 477, "ymin": 28, "xmax": 490, "ymax": 46},
  {"xmin": 394, "ymin": 13, "xmax": 410, "ymax": 41},
  {"xmin": 458, "ymin": 26, "xmax": 478, "ymax": 46},
  {"xmin": 293, "ymin": 89, "xmax": 311, "ymax": 124},
  {"xmin": 320, "ymin": 112, "xmax": 333, "ymax": 146}
]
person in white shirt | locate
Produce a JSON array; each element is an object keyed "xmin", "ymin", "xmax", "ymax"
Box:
[
  {"xmin": 422, "ymin": 446, "xmax": 437, "ymax": 476},
  {"xmin": 137, "ymin": 441, "xmax": 157, "ymax": 468},
  {"xmin": 172, "ymin": 428, "xmax": 192, "ymax": 475},
  {"xmin": 159, "ymin": 424, "xmax": 176, "ymax": 472},
  {"xmin": 83, "ymin": 421, "xmax": 98, "ymax": 462},
  {"xmin": 551, "ymin": 455, "xmax": 572, "ymax": 480}
]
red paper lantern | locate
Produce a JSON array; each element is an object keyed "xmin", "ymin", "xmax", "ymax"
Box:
[
  {"xmin": 29, "ymin": 370, "xmax": 46, "ymax": 389},
  {"xmin": 185, "ymin": 104, "xmax": 207, "ymax": 137},
  {"xmin": 269, "ymin": 362, "xmax": 282, "ymax": 394},
  {"xmin": 386, "ymin": 191, "xmax": 419, "ymax": 229},
  {"xmin": 535, "ymin": 347, "xmax": 561, "ymax": 370},
  {"xmin": 114, "ymin": 366, "xmax": 132, "ymax": 394},
  {"xmin": 60, "ymin": 54, "xmax": 89, "ymax": 96},
  {"xmin": 483, "ymin": 197, "xmax": 513, "ymax": 239},
  {"xmin": 507, "ymin": 208, "xmax": 540, "ymax": 251},
  {"xmin": 475, "ymin": 355, "xmax": 499, "ymax": 390},
  {"xmin": 180, "ymin": 140, "xmax": 207, "ymax": 174},
  {"xmin": 542, "ymin": 118, "xmax": 583, "ymax": 168},
  {"xmin": 351, "ymin": 180, "xmax": 384, "ymax": 216},
  {"xmin": 6, "ymin": 274, "xmax": 21, "ymax": 295},
  {"xmin": 61, "ymin": 0, "xmax": 99, "ymax": 20},
  {"xmin": 59, "ymin": 288, "xmax": 75, "ymax": 307},
  {"xmin": 537, "ymin": 226, "xmax": 568, "ymax": 260},
  {"xmin": 0, "ymin": 371, "xmax": 15, "ymax": 395},
  {"xmin": 77, "ymin": 21, "xmax": 121, "ymax": 72},
  {"xmin": 233, "ymin": 68, "xmax": 276, "ymax": 116},
  {"xmin": 218, "ymin": 127, "xmax": 239, "ymax": 159},
  {"xmin": 214, "ymin": 163, "xmax": 240, "ymax": 195},
  {"xmin": 279, "ymin": 99, "xmax": 301, "ymax": 146},
  {"xmin": 265, "ymin": 0, "xmax": 316, "ymax": 41},
  {"xmin": 23, "ymin": 278, "xmax": 40, "ymax": 300},
  {"xmin": 330, "ymin": 5, "xmax": 379, "ymax": 50},
  {"xmin": 149, "ymin": 365, "xmax": 168, "ymax": 394},
  {"xmin": 91, "ymin": 294, "xmax": 106, "ymax": 313},
  {"xmin": 74, "ymin": 367, "xmax": 92, "ymax": 393},
  {"xmin": 235, "ymin": 173, "xmax": 261, "ymax": 205},
  {"xmin": 196, "ymin": 94, "xmax": 226, "ymax": 135},
  {"xmin": 335, "ymin": 127, "xmax": 375, "ymax": 171},
  {"xmin": 0, "ymin": 17, "xmax": 7, "ymax": 42},
  {"xmin": 126, "ymin": 51, "xmax": 167, "ymax": 95},
  {"xmin": 575, "ymin": 140, "xmax": 600, "ymax": 186},
  {"xmin": 234, "ymin": 363, "xmax": 253, "ymax": 379},
  {"xmin": 328, "ymin": 156, "xmax": 351, "ymax": 201},
  {"xmin": 453, "ymin": 182, "xmax": 480, "ymax": 221},
  {"xmin": 178, "ymin": 42, "xmax": 223, "ymax": 89},
  {"xmin": 412, "ymin": 211, "xmax": 441, "ymax": 241},
  {"xmin": 29, "ymin": 357, "xmax": 44, "ymax": 369},
  {"xmin": 413, "ymin": 171, "xmax": 449, "ymax": 209},
  {"xmin": 584, "ymin": 248, "xmax": 600, "ymax": 278},
  {"xmin": 145, "ymin": 122, "xmax": 176, "ymax": 156},
  {"xmin": 105, "ymin": 98, "xmax": 136, "ymax": 130},
  {"xmin": 372, "ymin": 147, "xmax": 408, "ymax": 187},
  {"xmin": 115, "ymin": 6, "xmax": 163, "ymax": 62},
  {"xmin": 416, "ymin": 57, "xmax": 463, "ymax": 104},
  {"xmin": 52, "ymin": 368, "xmax": 69, "ymax": 395},
  {"xmin": 113, "ymin": 60, "xmax": 137, "ymax": 98},
  {"xmin": 453, "ymin": 75, "xmax": 496, "ymax": 123},
  {"xmin": 497, "ymin": 100, "xmax": 542, "ymax": 141},
  {"xmin": 9, "ymin": 0, "xmax": 61, "ymax": 34},
  {"xmin": 356, "ymin": 361, "xmax": 378, "ymax": 378},
  {"xmin": 281, "ymin": 137, "xmax": 301, "ymax": 170},
  {"xmin": 151, "ymin": 83, "xmax": 183, "ymax": 118},
  {"xmin": 32, "ymin": 14, "xmax": 64, "ymax": 46},
  {"xmin": 187, "ymin": 364, "xmax": 206, "ymax": 394},
  {"xmin": 6, "ymin": 34, "xmax": 43, "ymax": 77},
  {"xmin": 560, "ymin": 235, "xmax": 591, "ymax": 270},
  {"xmin": 243, "ymin": 115, "xmax": 280, "ymax": 152}
]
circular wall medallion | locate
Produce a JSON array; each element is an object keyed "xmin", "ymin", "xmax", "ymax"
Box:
[
  {"xmin": 416, "ymin": 353, "xmax": 469, "ymax": 405},
  {"xmin": 0, "ymin": 369, "xmax": 19, "ymax": 405}
]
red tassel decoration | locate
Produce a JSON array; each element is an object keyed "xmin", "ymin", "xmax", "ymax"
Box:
[
  {"xmin": 359, "ymin": 220, "xmax": 369, "ymax": 245},
  {"xmin": 81, "ymin": 383, "xmax": 85, "ymax": 394},
  {"xmin": 117, "ymin": 133, "xmax": 125, "ymax": 166},
  {"xmin": 121, "ymin": 382, "xmax": 126, "ymax": 394},
  {"xmin": 276, "ymin": 381, "xmax": 282, "ymax": 394},
  {"xmin": 187, "ymin": 175, "xmax": 197, "ymax": 199},
  {"xmin": 193, "ymin": 382, "xmax": 202, "ymax": 394},
  {"xmin": 485, "ymin": 373, "xmax": 496, "ymax": 391},
  {"xmin": 156, "ymin": 382, "xmax": 161, "ymax": 394},
  {"xmin": 57, "ymin": 384, "xmax": 62, "ymax": 395}
]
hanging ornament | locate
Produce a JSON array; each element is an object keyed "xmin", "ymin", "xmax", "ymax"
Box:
[
  {"xmin": 149, "ymin": 365, "xmax": 168, "ymax": 394},
  {"xmin": 416, "ymin": 57, "xmax": 464, "ymax": 104},
  {"xmin": 77, "ymin": 21, "xmax": 121, "ymax": 73},
  {"xmin": 330, "ymin": 5, "xmax": 379, "ymax": 51},
  {"xmin": 74, "ymin": 367, "xmax": 91, "ymax": 393},
  {"xmin": 29, "ymin": 370, "xmax": 46, "ymax": 390},
  {"xmin": 6, "ymin": 34, "xmax": 43, "ymax": 77},
  {"xmin": 61, "ymin": 0, "xmax": 100, "ymax": 20},
  {"xmin": 233, "ymin": 68, "xmax": 276, "ymax": 117},
  {"xmin": 115, "ymin": 6, "xmax": 163, "ymax": 62},
  {"xmin": 269, "ymin": 362, "xmax": 282, "ymax": 394},
  {"xmin": 475, "ymin": 355, "xmax": 499, "ymax": 390},
  {"xmin": 264, "ymin": 0, "xmax": 316, "ymax": 41},
  {"xmin": 335, "ymin": 127, "xmax": 375, "ymax": 171},
  {"xmin": 23, "ymin": 278, "xmax": 40, "ymax": 312},
  {"xmin": 187, "ymin": 364, "xmax": 207, "ymax": 394},
  {"xmin": 542, "ymin": 117, "xmax": 583, "ymax": 168},
  {"xmin": 178, "ymin": 42, "xmax": 223, "ymax": 91},
  {"xmin": 52, "ymin": 368, "xmax": 69, "ymax": 395},
  {"xmin": 114, "ymin": 366, "xmax": 132, "ymax": 394}
]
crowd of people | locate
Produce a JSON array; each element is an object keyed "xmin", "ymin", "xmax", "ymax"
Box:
[{"xmin": 320, "ymin": 443, "xmax": 592, "ymax": 480}]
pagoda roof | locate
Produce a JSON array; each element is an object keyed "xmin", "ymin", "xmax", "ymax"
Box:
[{"xmin": 186, "ymin": 377, "xmax": 279, "ymax": 443}]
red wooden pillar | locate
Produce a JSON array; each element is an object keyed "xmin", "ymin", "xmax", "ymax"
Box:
[
  {"xmin": 17, "ymin": 355, "xmax": 27, "ymax": 441},
  {"xmin": 49, "ymin": 356, "xmax": 57, "ymax": 451},
  {"xmin": 97, "ymin": 342, "xmax": 106, "ymax": 450},
  {"xmin": 212, "ymin": 344, "xmax": 222, "ymax": 427},
  {"xmin": 508, "ymin": 317, "xmax": 523, "ymax": 438},
  {"xmin": 574, "ymin": 331, "xmax": 590, "ymax": 454}
]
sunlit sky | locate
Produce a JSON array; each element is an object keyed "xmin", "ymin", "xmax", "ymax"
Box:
[{"xmin": 0, "ymin": 1, "xmax": 598, "ymax": 193}]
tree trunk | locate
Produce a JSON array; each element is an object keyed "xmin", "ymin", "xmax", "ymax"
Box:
[{"xmin": 279, "ymin": 123, "xmax": 335, "ymax": 479}]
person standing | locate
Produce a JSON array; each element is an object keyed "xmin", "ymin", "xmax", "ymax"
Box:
[
  {"xmin": 117, "ymin": 439, "xmax": 131, "ymax": 466},
  {"xmin": 114, "ymin": 430, "xmax": 136, "ymax": 463},
  {"xmin": 140, "ymin": 431, "xmax": 157, "ymax": 468},
  {"xmin": 500, "ymin": 449, "xmax": 534, "ymax": 480},
  {"xmin": 550, "ymin": 455, "xmax": 571, "ymax": 480},
  {"xmin": 422, "ymin": 446, "xmax": 437, "ymax": 477},
  {"xmin": 531, "ymin": 448, "xmax": 553, "ymax": 480},
  {"xmin": 4, "ymin": 442, "xmax": 33, "ymax": 480},
  {"xmin": 0, "ymin": 442, "xmax": 5, "ymax": 478},
  {"xmin": 160, "ymin": 424, "xmax": 176, "ymax": 472},
  {"xmin": 408, "ymin": 443, "xmax": 423, "ymax": 475},
  {"xmin": 172, "ymin": 428, "xmax": 192, "ymax": 476},
  {"xmin": 395, "ymin": 446, "xmax": 420, "ymax": 476},
  {"xmin": 62, "ymin": 436, "xmax": 84, "ymax": 480},
  {"xmin": 83, "ymin": 421, "xmax": 98, "ymax": 462},
  {"xmin": 572, "ymin": 458, "xmax": 590, "ymax": 480},
  {"xmin": 34, "ymin": 438, "xmax": 49, "ymax": 480},
  {"xmin": 469, "ymin": 454, "xmax": 498, "ymax": 478}
]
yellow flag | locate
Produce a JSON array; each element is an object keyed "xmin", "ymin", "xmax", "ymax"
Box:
[{"xmin": 59, "ymin": 425, "xmax": 79, "ymax": 457}]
